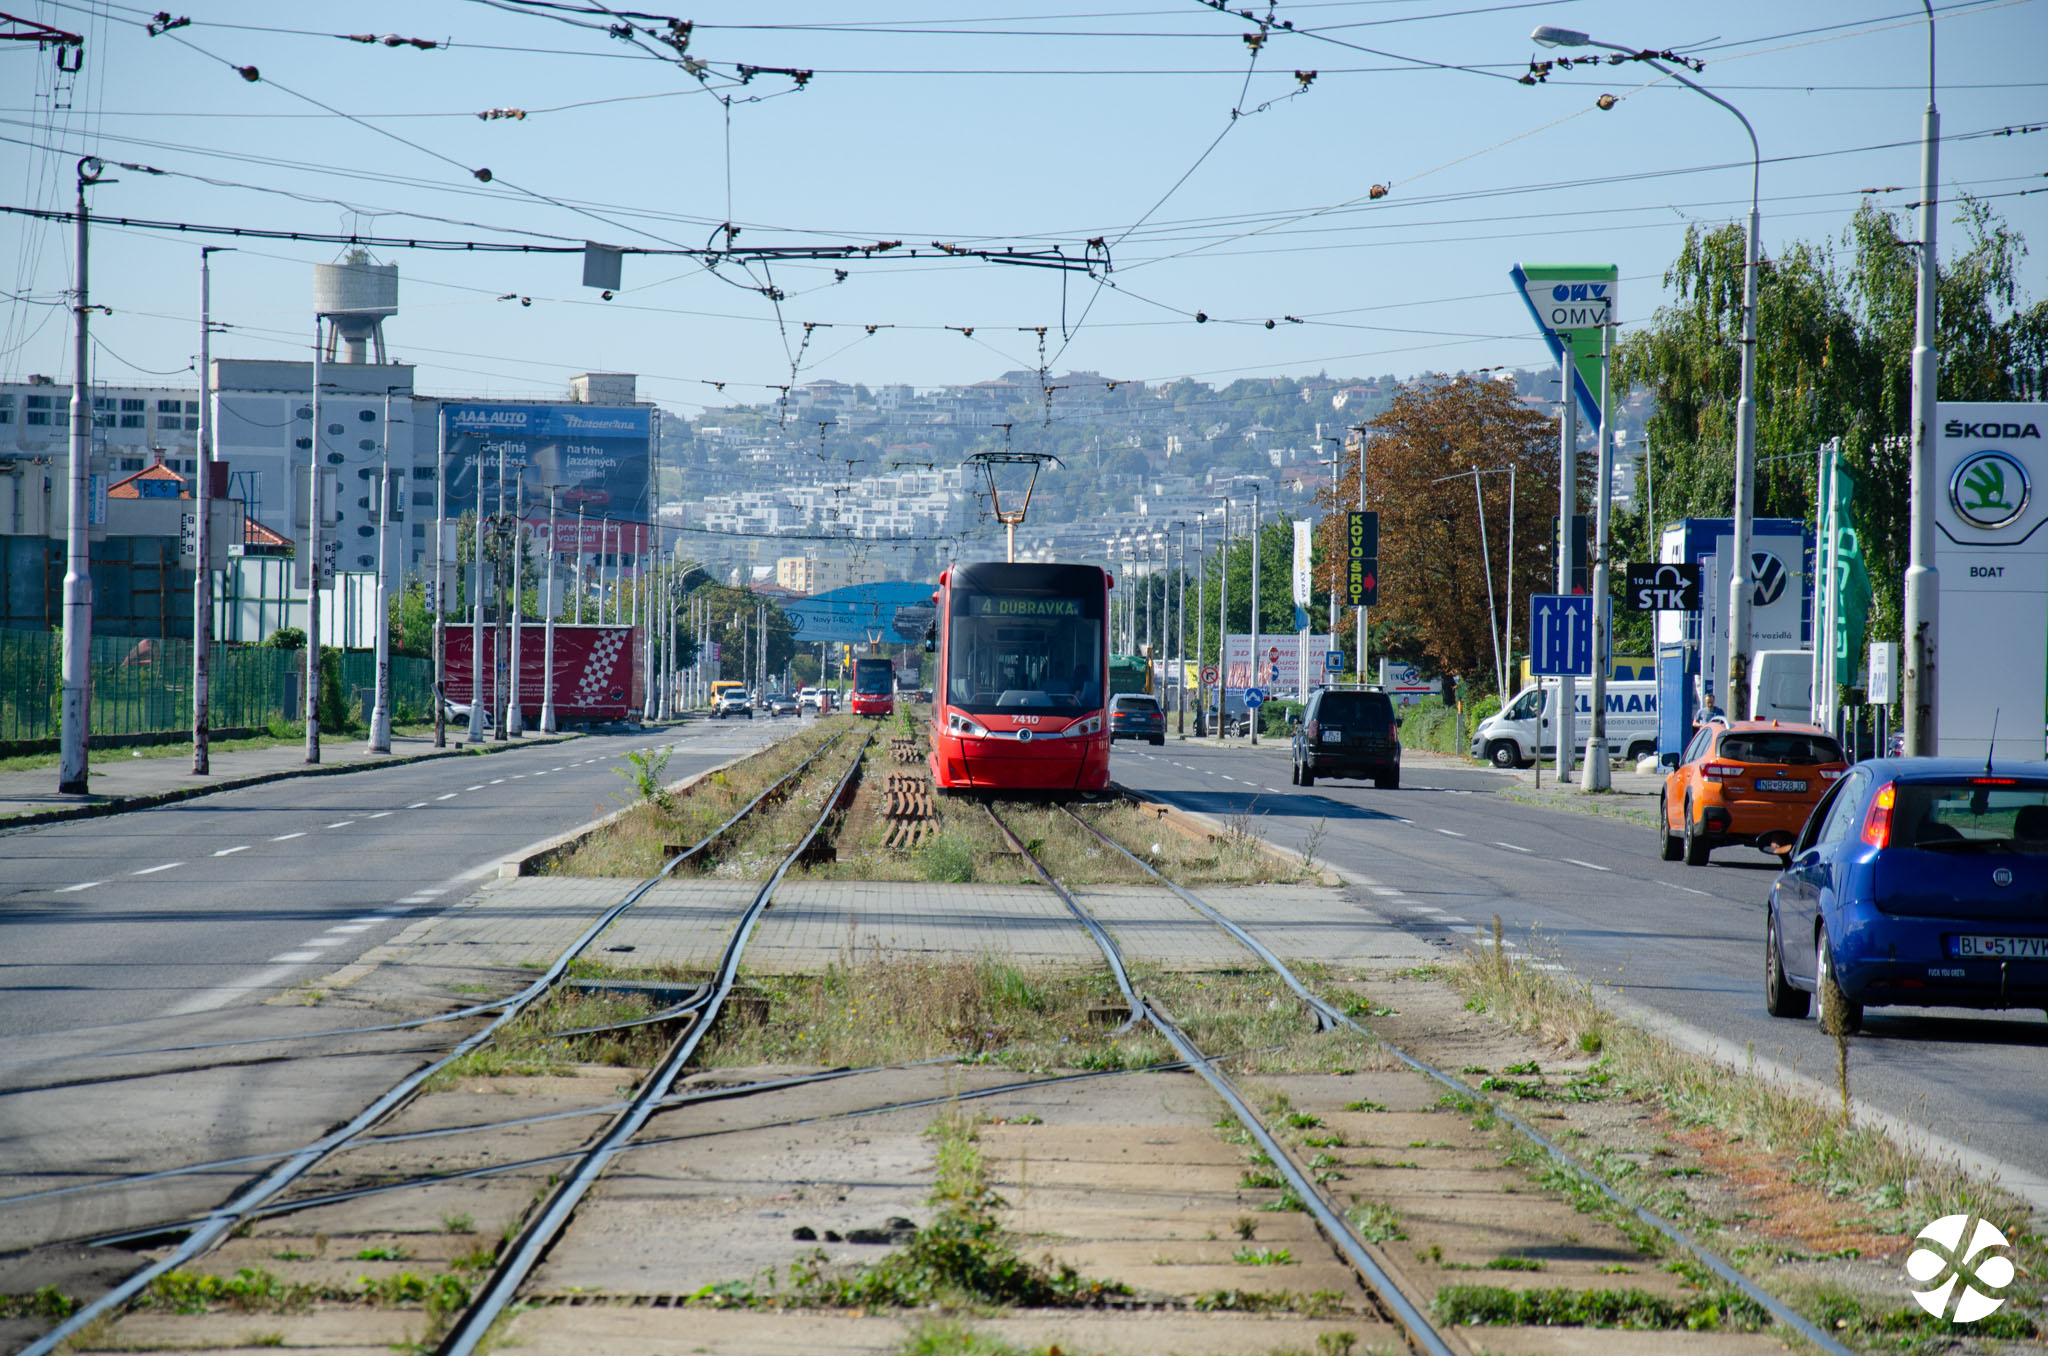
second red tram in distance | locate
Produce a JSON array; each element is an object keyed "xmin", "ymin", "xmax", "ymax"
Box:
[
  {"xmin": 929, "ymin": 561, "xmax": 1111, "ymax": 792},
  {"xmin": 851, "ymin": 657, "xmax": 896, "ymax": 717}
]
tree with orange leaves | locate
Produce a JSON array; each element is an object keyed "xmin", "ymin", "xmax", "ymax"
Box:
[{"xmin": 1319, "ymin": 375, "xmax": 1587, "ymax": 698}]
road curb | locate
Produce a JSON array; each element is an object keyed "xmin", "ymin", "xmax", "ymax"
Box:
[
  {"xmin": 498, "ymin": 744, "xmax": 762, "ymax": 878},
  {"xmin": 1110, "ymin": 781, "xmax": 1344, "ymax": 887},
  {"xmin": 0, "ymin": 730, "xmax": 593, "ymax": 833}
]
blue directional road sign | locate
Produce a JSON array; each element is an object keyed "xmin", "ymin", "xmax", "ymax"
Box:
[
  {"xmin": 1244, "ymin": 687, "xmax": 1268, "ymax": 708},
  {"xmin": 1325, "ymin": 650, "xmax": 1347, "ymax": 673},
  {"xmin": 1529, "ymin": 594, "xmax": 1594, "ymax": 677}
]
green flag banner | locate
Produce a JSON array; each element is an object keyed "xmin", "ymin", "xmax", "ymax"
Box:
[{"xmin": 1831, "ymin": 465, "xmax": 1872, "ymax": 674}]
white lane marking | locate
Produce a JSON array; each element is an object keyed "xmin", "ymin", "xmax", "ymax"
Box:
[
  {"xmin": 1681, "ymin": 886, "xmax": 1713, "ymax": 897},
  {"xmin": 397, "ymin": 895, "xmax": 435, "ymax": 905},
  {"xmin": 413, "ymin": 888, "xmax": 446, "ymax": 897},
  {"xmin": 1412, "ymin": 906, "xmax": 1447, "ymax": 916},
  {"xmin": 1222, "ymin": 776, "xmax": 1238, "ymax": 782},
  {"xmin": 1436, "ymin": 829, "xmax": 1465, "ymax": 838},
  {"xmin": 553, "ymin": 766, "xmax": 565, "ymax": 772},
  {"xmin": 1369, "ymin": 887, "xmax": 1402, "ymax": 896},
  {"xmin": 1388, "ymin": 816, "xmax": 1415, "ymax": 824},
  {"xmin": 327, "ymin": 923, "xmax": 372, "ymax": 934},
  {"xmin": 301, "ymin": 936, "xmax": 345, "ymax": 948},
  {"xmin": 436, "ymin": 793, "xmax": 458, "ymax": 801},
  {"xmin": 511, "ymin": 774, "xmax": 527, "ymax": 779},
  {"xmin": 327, "ymin": 820, "xmax": 355, "ymax": 829},
  {"xmin": 165, "ymin": 962, "xmax": 313, "ymax": 1016},
  {"xmin": 348, "ymin": 915, "xmax": 392, "ymax": 924},
  {"xmin": 132, "ymin": 862, "xmax": 182, "ymax": 876},
  {"xmin": 272, "ymin": 832, "xmax": 306, "ymax": 842},
  {"xmin": 1534, "ymin": 961, "xmax": 1568, "ymax": 973},
  {"xmin": 489, "ymin": 779, "xmax": 506, "ymax": 785},
  {"xmin": 267, "ymin": 951, "xmax": 321, "ymax": 964},
  {"xmin": 1494, "ymin": 842, "xmax": 1531, "ymax": 853},
  {"xmin": 57, "ymin": 880, "xmax": 102, "ymax": 893},
  {"xmin": 368, "ymin": 811, "xmax": 392, "ymax": 819},
  {"xmin": 467, "ymin": 785, "xmax": 486, "ymax": 792},
  {"xmin": 407, "ymin": 801, "xmax": 428, "ymax": 809},
  {"xmin": 1563, "ymin": 859, "xmax": 1612, "ymax": 872},
  {"xmin": 1265, "ymin": 786, "xmax": 1284, "ymax": 793},
  {"xmin": 213, "ymin": 845, "xmax": 250, "ymax": 857}
]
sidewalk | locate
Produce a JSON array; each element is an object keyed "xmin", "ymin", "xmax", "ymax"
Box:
[{"xmin": 0, "ymin": 726, "xmax": 590, "ymax": 828}]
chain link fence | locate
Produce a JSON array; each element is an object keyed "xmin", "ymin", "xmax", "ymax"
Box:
[{"xmin": 0, "ymin": 629, "xmax": 434, "ymax": 744}]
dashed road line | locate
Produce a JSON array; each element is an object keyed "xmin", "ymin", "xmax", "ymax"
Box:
[
  {"xmin": 435, "ymin": 793, "xmax": 458, "ymax": 801},
  {"xmin": 367, "ymin": 811, "xmax": 392, "ymax": 819},
  {"xmin": 1563, "ymin": 859, "xmax": 1611, "ymax": 872},
  {"xmin": 489, "ymin": 778, "xmax": 506, "ymax": 785},
  {"xmin": 132, "ymin": 862, "xmax": 182, "ymax": 876},
  {"xmin": 1436, "ymin": 829, "xmax": 1465, "ymax": 838},
  {"xmin": 406, "ymin": 802, "xmax": 428, "ymax": 809},
  {"xmin": 268, "ymin": 951, "xmax": 321, "ymax": 964},
  {"xmin": 326, "ymin": 923, "xmax": 373, "ymax": 934},
  {"xmin": 1369, "ymin": 887, "xmax": 1402, "ymax": 896},
  {"xmin": 56, "ymin": 881, "xmax": 101, "ymax": 893},
  {"xmin": 1494, "ymin": 842, "xmax": 1531, "ymax": 853},
  {"xmin": 271, "ymin": 832, "xmax": 305, "ymax": 842},
  {"xmin": 212, "ymin": 845, "xmax": 249, "ymax": 857},
  {"xmin": 327, "ymin": 820, "xmax": 355, "ymax": 829},
  {"xmin": 467, "ymin": 785, "xmax": 486, "ymax": 792}
]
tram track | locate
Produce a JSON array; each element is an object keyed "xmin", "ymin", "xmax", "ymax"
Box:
[
  {"xmin": 18, "ymin": 730, "xmax": 865, "ymax": 1356},
  {"xmin": 1040, "ymin": 799, "xmax": 1859, "ymax": 1356}
]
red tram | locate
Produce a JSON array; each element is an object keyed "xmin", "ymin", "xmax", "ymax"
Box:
[
  {"xmin": 851, "ymin": 657, "xmax": 896, "ymax": 717},
  {"xmin": 928, "ymin": 561, "xmax": 1111, "ymax": 792}
]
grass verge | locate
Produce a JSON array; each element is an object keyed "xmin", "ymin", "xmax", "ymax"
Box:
[{"xmin": 422, "ymin": 982, "xmax": 681, "ymax": 1089}]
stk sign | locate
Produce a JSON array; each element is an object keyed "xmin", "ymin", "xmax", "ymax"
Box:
[{"xmin": 1624, "ymin": 562, "xmax": 1701, "ymax": 612}]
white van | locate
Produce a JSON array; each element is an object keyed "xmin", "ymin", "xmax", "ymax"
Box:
[
  {"xmin": 1469, "ymin": 680, "xmax": 1660, "ymax": 769},
  {"xmin": 1748, "ymin": 649, "xmax": 1813, "ymax": 725}
]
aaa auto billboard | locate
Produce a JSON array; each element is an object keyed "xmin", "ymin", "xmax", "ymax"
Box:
[{"xmin": 442, "ymin": 403, "xmax": 650, "ymax": 524}]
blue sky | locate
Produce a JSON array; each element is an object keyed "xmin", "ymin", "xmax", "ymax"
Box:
[{"xmin": 2, "ymin": 0, "xmax": 2043, "ymax": 414}]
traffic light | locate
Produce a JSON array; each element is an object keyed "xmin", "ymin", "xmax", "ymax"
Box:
[{"xmin": 1552, "ymin": 514, "xmax": 1590, "ymax": 594}]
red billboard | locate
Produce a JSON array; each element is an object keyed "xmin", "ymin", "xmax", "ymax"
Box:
[{"xmin": 445, "ymin": 623, "xmax": 639, "ymax": 724}]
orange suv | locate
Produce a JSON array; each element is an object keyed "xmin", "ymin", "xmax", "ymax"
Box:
[{"xmin": 1659, "ymin": 720, "xmax": 1846, "ymax": 865}]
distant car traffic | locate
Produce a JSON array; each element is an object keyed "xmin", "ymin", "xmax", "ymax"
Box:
[
  {"xmin": 1292, "ymin": 687, "xmax": 1401, "ymax": 789},
  {"xmin": 1766, "ymin": 758, "xmax": 2048, "ymax": 1033},
  {"xmin": 798, "ymin": 687, "xmax": 821, "ymax": 712},
  {"xmin": 1659, "ymin": 721, "xmax": 1845, "ymax": 865},
  {"xmin": 767, "ymin": 693, "xmax": 798, "ymax": 717},
  {"xmin": 712, "ymin": 690, "xmax": 752, "ymax": 720},
  {"xmin": 1108, "ymin": 693, "xmax": 1165, "ymax": 745}
]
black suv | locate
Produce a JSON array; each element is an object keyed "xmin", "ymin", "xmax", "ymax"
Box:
[
  {"xmin": 1109, "ymin": 693, "xmax": 1166, "ymax": 745},
  {"xmin": 1291, "ymin": 687, "xmax": 1401, "ymax": 788}
]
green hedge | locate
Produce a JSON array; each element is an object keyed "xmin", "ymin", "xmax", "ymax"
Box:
[{"xmin": 1398, "ymin": 694, "xmax": 1501, "ymax": 757}]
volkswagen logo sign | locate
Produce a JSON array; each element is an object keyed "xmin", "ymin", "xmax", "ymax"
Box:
[
  {"xmin": 1993, "ymin": 866, "xmax": 2014, "ymax": 887},
  {"xmin": 1016, "ymin": 727, "xmax": 1033, "ymax": 743},
  {"xmin": 1750, "ymin": 551, "xmax": 1788, "ymax": 607},
  {"xmin": 1950, "ymin": 450, "xmax": 2031, "ymax": 530}
]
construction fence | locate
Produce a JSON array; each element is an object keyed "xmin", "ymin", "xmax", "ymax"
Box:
[{"xmin": 0, "ymin": 627, "xmax": 435, "ymax": 745}]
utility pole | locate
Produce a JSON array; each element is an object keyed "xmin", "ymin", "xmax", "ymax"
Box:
[
  {"xmin": 1583, "ymin": 326, "xmax": 1616, "ymax": 791},
  {"xmin": 493, "ymin": 439, "xmax": 508, "ymax": 742},
  {"xmin": 1216, "ymin": 499, "xmax": 1231, "ymax": 738},
  {"xmin": 367, "ymin": 388, "xmax": 399, "ymax": 753},
  {"xmin": 1249, "ymin": 484, "xmax": 1262, "ymax": 746},
  {"xmin": 466, "ymin": 448, "xmax": 486, "ymax": 743},
  {"xmin": 507, "ymin": 473, "xmax": 525, "ymax": 737},
  {"xmin": 1554, "ymin": 341, "xmax": 1579, "ymax": 782},
  {"xmin": 1195, "ymin": 514, "xmax": 1207, "ymax": 737},
  {"xmin": 433, "ymin": 405, "xmax": 446, "ymax": 748},
  {"xmin": 193, "ymin": 245, "xmax": 228, "ymax": 775},
  {"xmin": 540, "ymin": 483, "xmax": 559, "ymax": 733},
  {"xmin": 1175, "ymin": 521, "xmax": 1187, "ymax": 735},
  {"xmin": 304, "ymin": 317, "xmax": 324, "ymax": 765},
  {"xmin": 573, "ymin": 506, "xmax": 585, "ymax": 623},
  {"xmin": 1903, "ymin": 1, "xmax": 1940, "ymax": 754},
  {"xmin": 59, "ymin": 157, "xmax": 105, "ymax": 795},
  {"xmin": 1353, "ymin": 426, "xmax": 1369, "ymax": 686}
]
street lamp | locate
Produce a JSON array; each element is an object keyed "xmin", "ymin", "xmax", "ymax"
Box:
[
  {"xmin": 1903, "ymin": 1, "xmax": 1940, "ymax": 754},
  {"xmin": 1531, "ymin": 23, "xmax": 1761, "ymax": 719},
  {"xmin": 367, "ymin": 386, "xmax": 407, "ymax": 754}
]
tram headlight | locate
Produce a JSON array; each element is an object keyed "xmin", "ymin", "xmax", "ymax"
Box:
[{"xmin": 947, "ymin": 712, "xmax": 990, "ymax": 739}]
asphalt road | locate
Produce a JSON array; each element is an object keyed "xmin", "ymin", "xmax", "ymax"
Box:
[
  {"xmin": 1109, "ymin": 737, "xmax": 2048, "ymax": 1205},
  {"xmin": 0, "ymin": 717, "xmax": 791, "ymax": 1253}
]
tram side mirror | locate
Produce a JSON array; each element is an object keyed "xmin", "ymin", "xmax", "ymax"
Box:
[{"xmin": 1659, "ymin": 751, "xmax": 1679, "ymax": 770}]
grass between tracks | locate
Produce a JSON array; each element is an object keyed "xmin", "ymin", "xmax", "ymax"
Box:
[
  {"xmin": 422, "ymin": 981, "xmax": 683, "ymax": 1088},
  {"xmin": 1440, "ymin": 936, "xmax": 2047, "ymax": 1346},
  {"xmin": 546, "ymin": 717, "xmax": 859, "ymax": 878}
]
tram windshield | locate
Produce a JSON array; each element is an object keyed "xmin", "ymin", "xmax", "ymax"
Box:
[
  {"xmin": 946, "ymin": 588, "xmax": 1104, "ymax": 716},
  {"xmin": 854, "ymin": 659, "xmax": 894, "ymax": 696}
]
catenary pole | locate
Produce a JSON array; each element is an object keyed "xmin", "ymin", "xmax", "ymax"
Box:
[
  {"xmin": 1555, "ymin": 342, "xmax": 1578, "ymax": 782},
  {"xmin": 1249, "ymin": 484, "xmax": 1262, "ymax": 746},
  {"xmin": 59, "ymin": 157, "xmax": 103, "ymax": 795},
  {"xmin": 1583, "ymin": 323, "xmax": 1616, "ymax": 791},
  {"xmin": 193, "ymin": 245, "xmax": 226, "ymax": 775},
  {"xmin": 304, "ymin": 316, "xmax": 324, "ymax": 764},
  {"xmin": 1195, "ymin": 514, "xmax": 1207, "ymax": 736},
  {"xmin": 507, "ymin": 472, "xmax": 525, "ymax": 737},
  {"xmin": 433, "ymin": 405, "xmax": 446, "ymax": 748},
  {"xmin": 1903, "ymin": 1, "xmax": 1940, "ymax": 754},
  {"xmin": 367, "ymin": 387, "xmax": 395, "ymax": 753},
  {"xmin": 467, "ymin": 445, "xmax": 486, "ymax": 742},
  {"xmin": 541, "ymin": 485, "xmax": 559, "ymax": 733}
]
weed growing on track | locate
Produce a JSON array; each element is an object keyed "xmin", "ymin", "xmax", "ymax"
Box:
[
  {"xmin": 132, "ymin": 1267, "xmax": 470, "ymax": 1317},
  {"xmin": 695, "ymin": 954, "xmax": 1140, "ymax": 1070},
  {"xmin": 1066, "ymin": 801, "xmax": 1304, "ymax": 886},
  {"xmin": 1432, "ymin": 1283, "xmax": 1767, "ymax": 1331},
  {"xmin": 1448, "ymin": 939, "xmax": 2048, "ymax": 1321},
  {"xmin": 549, "ymin": 719, "xmax": 857, "ymax": 878},
  {"xmin": 422, "ymin": 986, "xmax": 677, "ymax": 1088}
]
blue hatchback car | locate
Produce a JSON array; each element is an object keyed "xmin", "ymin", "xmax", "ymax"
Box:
[{"xmin": 1766, "ymin": 758, "xmax": 2048, "ymax": 1034}]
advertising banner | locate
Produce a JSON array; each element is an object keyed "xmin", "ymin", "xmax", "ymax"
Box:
[
  {"xmin": 443, "ymin": 622, "xmax": 639, "ymax": 723},
  {"xmin": 1344, "ymin": 510, "xmax": 1378, "ymax": 607},
  {"xmin": 1224, "ymin": 633, "xmax": 1335, "ymax": 691},
  {"xmin": 443, "ymin": 403, "xmax": 650, "ymax": 525},
  {"xmin": 1508, "ymin": 263, "xmax": 1618, "ymax": 434}
]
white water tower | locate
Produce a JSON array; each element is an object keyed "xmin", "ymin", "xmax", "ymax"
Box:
[{"xmin": 313, "ymin": 248, "xmax": 398, "ymax": 364}]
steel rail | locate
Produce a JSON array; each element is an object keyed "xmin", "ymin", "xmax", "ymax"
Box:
[
  {"xmin": 983, "ymin": 803, "xmax": 1458, "ymax": 1356},
  {"xmin": 20, "ymin": 732, "xmax": 852, "ymax": 1354},
  {"xmin": 1060, "ymin": 802, "xmax": 1859, "ymax": 1356},
  {"xmin": 435, "ymin": 732, "xmax": 874, "ymax": 1356}
]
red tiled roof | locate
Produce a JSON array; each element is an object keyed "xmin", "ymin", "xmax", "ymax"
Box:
[{"xmin": 106, "ymin": 463, "xmax": 188, "ymax": 499}]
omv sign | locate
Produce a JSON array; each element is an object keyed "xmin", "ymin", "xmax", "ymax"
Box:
[{"xmin": 1545, "ymin": 281, "xmax": 1612, "ymax": 326}]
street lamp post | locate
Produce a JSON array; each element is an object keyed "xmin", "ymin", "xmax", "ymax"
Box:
[
  {"xmin": 507, "ymin": 474, "xmax": 526, "ymax": 738},
  {"xmin": 193, "ymin": 244, "xmax": 230, "ymax": 775},
  {"xmin": 433, "ymin": 404, "xmax": 446, "ymax": 748},
  {"xmin": 466, "ymin": 453, "xmax": 486, "ymax": 743},
  {"xmin": 1903, "ymin": 2, "xmax": 1940, "ymax": 755},
  {"xmin": 540, "ymin": 483, "xmax": 560, "ymax": 733},
  {"xmin": 1175, "ymin": 521, "xmax": 1187, "ymax": 735},
  {"xmin": 1531, "ymin": 24, "xmax": 1761, "ymax": 720},
  {"xmin": 305, "ymin": 320, "xmax": 326, "ymax": 764},
  {"xmin": 59, "ymin": 157, "xmax": 105, "ymax": 795},
  {"xmin": 1215, "ymin": 498, "xmax": 1231, "ymax": 737},
  {"xmin": 1249, "ymin": 484, "xmax": 1262, "ymax": 746},
  {"xmin": 367, "ymin": 387, "xmax": 404, "ymax": 754}
]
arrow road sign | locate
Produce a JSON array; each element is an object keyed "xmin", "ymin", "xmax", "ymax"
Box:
[
  {"xmin": 1200, "ymin": 664, "xmax": 1218, "ymax": 686},
  {"xmin": 1244, "ymin": 687, "xmax": 1268, "ymax": 708},
  {"xmin": 1529, "ymin": 594, "xmax": 1594, "ymax": 677}
]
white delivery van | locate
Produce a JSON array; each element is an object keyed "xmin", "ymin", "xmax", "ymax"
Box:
[
  {"xmin": 1748, "ymin": 649, "xmax": 1814, "ymax": 725},
  {"xmin": 1469, "ymin": 679, "xmax": 1660, "ymax": 769}
]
